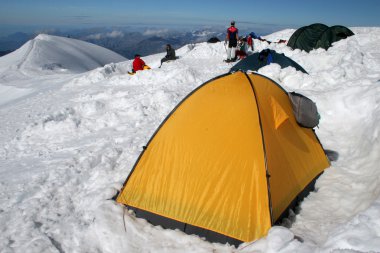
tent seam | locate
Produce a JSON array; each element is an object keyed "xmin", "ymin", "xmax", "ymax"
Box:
[{"xmin": 243, "ymin": 71, "xmax": 274, "ymax": 225}]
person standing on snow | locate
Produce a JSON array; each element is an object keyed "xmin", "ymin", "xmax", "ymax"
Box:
[
  {"xmin": 159, "ymin": 44, "xmax": 176, "ymax": 67},
  {"xmin": 247, "ymin": 34, "xmax": 254, "ymax": 51},
  {"xmin": 225, "ymin": 20, "xmax": 239, "ymax": 62}
]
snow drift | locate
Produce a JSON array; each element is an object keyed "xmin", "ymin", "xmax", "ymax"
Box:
[
  {"xmin": 0, "ymin": 34, "xmax": 126, "ymax": 106},
  {"xmin": 0, "ymin": 34, "xmax": 126, "ymax": 75},
  {"xmin": 1, "ymin": 28, "xmax": 380, "ymax": 253}
]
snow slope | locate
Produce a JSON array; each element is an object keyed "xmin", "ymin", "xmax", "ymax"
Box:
[
  {"xmin": 1, "ymin": 29, "xmax": 380, "ymax": 253},
  {"xmin": 0, "ymin": 34, "xmax": 126, "ymax": 106},
  {"xmin": 0, "ymin": 34, "xmax": 126, "ymax": 74}
]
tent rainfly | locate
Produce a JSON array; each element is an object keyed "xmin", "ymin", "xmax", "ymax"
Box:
[
  {"xmin": 287, "ymin": 23, "xmax": 354, "ymax": 52},
  {"xmin": 230, "ymin": 49, "xmax": 308, "ymax": 74},
  {"xmin": 116, "ymin": 71, "xmax": 330, "ymax": 246},
  {"xmin": 207, "ymin": 37, "xmax": 221, "ymax": 43}
]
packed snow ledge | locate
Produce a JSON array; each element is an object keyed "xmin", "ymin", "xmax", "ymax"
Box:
[{"xmin": 1, "ymin": 28, "xmax": 380, "ymax": 252}]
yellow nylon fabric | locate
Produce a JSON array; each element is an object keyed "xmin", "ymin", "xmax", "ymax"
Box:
[
  {"xmin": 248, "ymin": 74, "xmax": 330, "ymax": 221},
  {"xmin": 270, "ymin": 96, "xmax": 290, "ymax": 129},
  {"xmin": 117, "ymin": 72, "xmax": 271, "ymax": 242}
]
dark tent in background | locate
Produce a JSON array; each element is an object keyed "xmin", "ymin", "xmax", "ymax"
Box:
[
  {"xmin": 230, "ymin": 49, "xmax": 308, "ymax": 74},
  {"xmin": 287, "ymin": 23, "xmax": 354, "ymax": 52},
  {"xmin": 249, "ymin": 32, "xmax": 258, "ymax": 39},
  {"xmin": 207, "ymin": 37, "xmax": 221, "ymax": 43}
]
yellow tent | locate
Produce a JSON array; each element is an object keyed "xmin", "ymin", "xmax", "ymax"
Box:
[{"xmin": 117, "ymin": 71, "xmax": 330, "ymax": 245}]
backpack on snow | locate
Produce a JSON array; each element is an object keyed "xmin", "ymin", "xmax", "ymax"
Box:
[{"xmin": 288, "ymin": 92, "xmax": 320, "ymax": 128}]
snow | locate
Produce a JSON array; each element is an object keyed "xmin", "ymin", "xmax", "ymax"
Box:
[
  {"xmin": 0, "ymin": 34, "xmax": 126, "ymax": 106},
  {"xmin": 1, "ymin": 28, "xmax": 380, "ymax": 253}
]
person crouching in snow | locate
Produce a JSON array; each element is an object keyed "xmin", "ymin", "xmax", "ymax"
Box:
[
  {"xmin": 225, "ymin": 20, "xmax": 239, "ymax": 62},
  {"xmin": 159, "ymin": 44, "xmax": 176, "ymax": 68},
  {"xmin": 132, "ymin": 54, "xmax": 147, "ymax": 73},
  {"xmin": 235, "ymin": 37, "xmax": 247, "ymax": 60}
]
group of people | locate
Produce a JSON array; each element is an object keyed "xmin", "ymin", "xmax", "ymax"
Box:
[
  {"xmin": 225, "ymin": 20, "xmax": 255, "ymax": 62},
  {"xmin": 132, "ymin": 20, "xmax": 254, "ymax": 73},
  {"xmin": 131, "ymin": 44, "xmax": 176, "ymax": 74}
]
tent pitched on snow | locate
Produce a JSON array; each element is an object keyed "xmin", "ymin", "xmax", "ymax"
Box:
[
  {"xmin": 230, "ymin": 49, "xmax": 308, "ymax": 74},
  {"xmin": 287, "ymin": 23, "xmax": 354, "ymax": 52},
  {"xmin": 207, "ymin": 37, "xmax": 221, "ymax": 43},
  {"xmin": 116, "ymin": 71, "xmax": 330, "ymax": 245}
]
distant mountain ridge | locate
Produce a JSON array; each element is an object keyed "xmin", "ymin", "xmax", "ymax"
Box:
[
  {"xmin": 0, "ymin": 50, "xmax": 13, "ymax": 57},
  {"xmin": 0, "ymin": 32, "xmax": 33, "ymax": 56},
  {"xmin": 0, "ymin": 25, "xmax": 289, "ymax": 58},
  {"xmin": 77, "ymin": 29, "xmax": 224, "ymax": 58},
  {"xmin": 0, "ymin": 27, "xmax": 225, "ymax": 59}
]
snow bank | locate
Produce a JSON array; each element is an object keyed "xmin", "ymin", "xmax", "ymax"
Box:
[
  {"xmin": 1, "ymin": 28, "xmax": 380, "ymax": 253},
  {"xmin": 0, "ymin": 34, "xmax": 126, "ymax": 75},
  {"xmin": 0, "ymin": 34, "xmax": 127, "ymax": 107}
]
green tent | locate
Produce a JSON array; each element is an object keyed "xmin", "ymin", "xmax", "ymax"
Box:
[
  {"xmin": 287, "ymin": 23, "xmax": 354, "ymax": 52},
  {"xmin": 230, "ymin": 49, "xmax": 308, "ymax": 74}
]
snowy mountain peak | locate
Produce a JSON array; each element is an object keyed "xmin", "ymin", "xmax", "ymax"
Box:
[
  {"xmin": 34, "ymin": 33, "xmax": 52, "ymax": 41},
  {"xmin": 0, "ymin": 34, "xmax": 127, "ymax": 77}
]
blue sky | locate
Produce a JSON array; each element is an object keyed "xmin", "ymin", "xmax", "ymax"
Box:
[{"xmin": 1, "ymin": 0, "xmax": 379, "ymax": 35}]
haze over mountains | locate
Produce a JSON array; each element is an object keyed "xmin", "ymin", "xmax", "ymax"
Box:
[
  {"xmin": 0, "ymin": 25, "xmax": 284, "ymax": 58},
  {"xmin": 0, "ymin": 27, "xmax": 223, "ymax": 58}
]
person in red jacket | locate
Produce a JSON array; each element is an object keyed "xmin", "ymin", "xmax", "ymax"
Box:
[
  {"xmin": 225, "ymin": 20, "xmax": 239, "ymax": 62},
  {"xmin": 247, "ymin": 35, "xmax": 254, "ymax": 50},
  {"xmin": 132, "ymin": 54, "xmax": 146, "ymax": 72}
]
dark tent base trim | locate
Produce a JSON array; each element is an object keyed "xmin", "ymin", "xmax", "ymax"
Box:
[
  {"xmin": 274, "ymin": 172, "xmax": 323, "ymax": 225},
  {"xmin": 126, "ymin": 205, "xmax": 243, "ymax": 247},
  {"xmin": 121, "ymin": 173, "xmax": 323, "ymax": 247}
]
